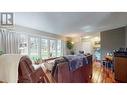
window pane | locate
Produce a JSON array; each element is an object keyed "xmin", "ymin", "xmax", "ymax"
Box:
[
  {"xmin": 29, "ymin": 37, "xmax": 39, "ymax": 61},
  {"xmin": 57, "ymin": 40, "xmax": 62, "ymax": 57},
  {"xmin": 50, "ymin": 40, "xmax": 56, "ymax": 57},
  {"xmin": 41, "ymin": 39, "xmax": 49, "ymax": 59},
  {"xmin": 18, "ymin": 34, "xmax": 28, "ymax": 55}
]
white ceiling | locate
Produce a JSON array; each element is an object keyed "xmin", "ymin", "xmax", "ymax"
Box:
[{"xmin": 14, "ymin": 12, "xmax": 127, "ymax": 37}]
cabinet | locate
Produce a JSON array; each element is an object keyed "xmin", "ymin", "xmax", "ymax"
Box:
[{"xmin": 114, "ymin": 56, "xmax": 127, "ymax": 82}]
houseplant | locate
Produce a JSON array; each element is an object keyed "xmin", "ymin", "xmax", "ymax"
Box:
[
  {"xmin": 0, "ymin": 49, "xmax": 3, "ymax": 55},
  {"xmin": 66, "ymin": 40, "xmax": 74, "ymax": 55}
]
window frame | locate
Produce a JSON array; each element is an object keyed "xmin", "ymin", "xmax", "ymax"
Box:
[{"xmin": 18, "ymin": 33, "xmax": 64, "ymax": 60}]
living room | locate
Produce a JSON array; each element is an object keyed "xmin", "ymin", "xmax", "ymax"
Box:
[{"xmin": 0, "ymin": 12, "xmax": 127, "ymax": 83}]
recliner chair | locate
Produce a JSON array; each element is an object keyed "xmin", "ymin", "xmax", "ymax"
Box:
[{"xmin": 18, "ymin": 56, "xmax": 48, "ymax": 83}]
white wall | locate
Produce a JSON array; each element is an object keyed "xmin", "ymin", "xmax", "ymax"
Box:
[
  {"xmin": 15, "ymin": 25, "xmax": 66, "ymax": 40},
  {"xmin": 82, "ymin": 41, "xmax": 93, "ymax": 54},
  {"xmin": 73, "ymin": 33, "xmax": 100, "ymax": 55},
  {"xmin": 73, "ymin": 37, "xmax": 82, "ymax": 54}
]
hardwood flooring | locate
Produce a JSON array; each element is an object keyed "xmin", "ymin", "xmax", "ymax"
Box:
[
  {"xmin": 44, "ymin": 61, "xmax": 117, "ymax": 83},
  {"xmin": 91, "ymin": 61, "xmax": 117, "ymax": 83},
  {"xmin": 0, "ymin": 61, "xmax": 117, "ymax": 83}
]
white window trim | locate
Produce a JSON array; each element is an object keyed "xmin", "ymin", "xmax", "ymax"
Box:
[{"xmin": 18, "ymin": 32, "xmax": 64, "ymax": 59}]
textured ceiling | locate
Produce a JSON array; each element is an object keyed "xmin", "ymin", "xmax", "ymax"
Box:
[{"xmin": 14, "ymin": 12, "xmax": 127, "ymax": 37}]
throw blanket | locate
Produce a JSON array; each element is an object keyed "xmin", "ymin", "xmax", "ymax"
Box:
[
  {"xmin": 64, "ymin": 54, "xmax": 88, "ymax": 72},
  {"xmin": 0, "ymin": 54, "xmax": 22, "ymax": 83}
]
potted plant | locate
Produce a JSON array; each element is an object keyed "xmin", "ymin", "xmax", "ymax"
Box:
[
  {"xmin": 0, "ymin": 49, "xmax": 4, "ymax": 55},
  {"xmin": 66, "ymin": 40, "xmax": 75, "ymax": 55}
]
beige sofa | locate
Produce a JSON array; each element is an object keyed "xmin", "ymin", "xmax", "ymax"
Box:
[{"xmin": 0, "ymin": 54, "xmax": 22, "ymax": 83}]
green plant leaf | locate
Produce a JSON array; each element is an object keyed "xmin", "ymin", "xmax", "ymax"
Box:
[{"xmin": 66, "ymin": 40, "xmax": 74, "ymax": 50}]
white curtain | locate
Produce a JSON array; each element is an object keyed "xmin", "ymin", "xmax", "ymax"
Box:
[{"xmin": 0, "ymin": 29, "xmax": 19, "ymax": 54}]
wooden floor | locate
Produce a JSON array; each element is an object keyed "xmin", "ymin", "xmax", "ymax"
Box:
[{"xmin": 91, "ymin": 61, "xmax": 117, "ymax": 83}]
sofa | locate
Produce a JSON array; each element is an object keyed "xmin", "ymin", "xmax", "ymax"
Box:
[{"xmin": 51, "ymin": 55, "xmax": 92, "ymax": 83}]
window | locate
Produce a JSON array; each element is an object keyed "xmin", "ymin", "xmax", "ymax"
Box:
[
  {"xmin": 18, "ymin": 33, "xmax": 64, "ymax": 60},
  {"xmin": 57, "ymin": 40, "xmax": 62, "ymax": 57},
  {"xmin": 49, "ymin": 40, "xmax": 56, "ymax": 57},
  {"xmin": 41, "ymin": 38, "xmax": 49, "ymax": 59},
  {"xmin": 18, "ymin": 34, "xmax": 28, "ymax": 55},
  {"xmin": 29, "ymin": 37, "xmax": 39, "ymax": 61}
]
